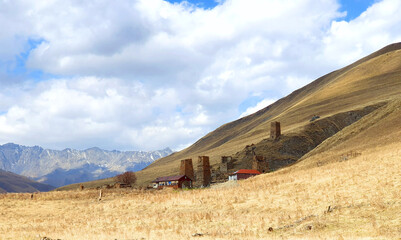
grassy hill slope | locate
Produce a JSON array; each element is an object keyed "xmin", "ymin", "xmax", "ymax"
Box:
[
  {"xmin": 0, "ymin": 169, "xmax": 55, "ymax": 193},
  {"xmin": 134, "ymin": 42, "xmax": 401, "ymax": 184}
]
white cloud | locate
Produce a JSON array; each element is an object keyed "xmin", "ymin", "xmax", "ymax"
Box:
[
  {"xmin": 240, "ymin": 99, "xmax": 276, "ymax": 118},
  {"xmin": 321, "ymin": 0, "xmax": 401, "ymax": 67},
  {"xmin": 0, "ymin": 0, "xmax": 401, "ymax": 151}
]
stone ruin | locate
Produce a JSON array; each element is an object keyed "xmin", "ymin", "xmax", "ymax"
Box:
[
  {"xmin": 180, "ymin": 158, "xmax": 195, "ymax": 181},
  {"xmin": 196, "ymin": 156, "xmax": 211, "ymax": 187},
  {"xmin": 252, "ymin": 155, "xmax": 268, "ymax": 173},
  {"xmin": 248, "ymin": 145, "xmax": 268, "ymax": 173},
  {"xmin": 270, "ymin": 121, "xmax": 281, "ymax": 140},
  {"xmin": 220, "ymin": 156, "xmax": 234, "ymax": 173}
]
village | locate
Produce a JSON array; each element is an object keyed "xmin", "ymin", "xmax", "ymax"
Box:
[{"xmin": 150, "ymin": 121, "xmax": 281, "ymax": 190}]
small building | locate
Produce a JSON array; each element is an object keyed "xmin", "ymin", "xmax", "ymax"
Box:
[
  {"xmin": 229, "ymin": 169, "xmax": 261, "ymax": 181},
  {"xmin": 152, "ymin": 175, "xmax": 192, "ymax": 189}
]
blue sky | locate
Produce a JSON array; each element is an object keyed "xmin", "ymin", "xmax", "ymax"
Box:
[
  {"xmin": 166, "ymin": 0, "xmax": 219, "ymax": 9},
  {"xmin": 165, "ymin": 0, "xmax": 377, "ymax": 20},
  {"xmin": 338, "ymin": 0, "xmax": 377, "ymax": 20},
  {"xmin": 0, "ymin": 0, "xmax": 400, "ymax": 151}
]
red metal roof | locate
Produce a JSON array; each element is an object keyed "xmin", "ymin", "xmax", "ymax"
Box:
[
  {"xmin": 152, "ymin": 175, "xmax": 189, "ymax": 183},
  {"xmin": 231, "ymin": 169, "xmax": 261, "ymax": 175}
]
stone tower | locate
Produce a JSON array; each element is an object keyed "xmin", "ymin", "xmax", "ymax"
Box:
[
  {"xmin": 252, "ymin": 155, "xmax": 268, "ymax": 173},
  {"xmin": 196, "ymin": 156, "xmax": 211, "ymax": 187},
  {"xmin": 220, "ymin": 156, "xmax": 233, "ymax": 173},
  {"xmin": 270, "ymin": 121, "xmax": 281, "ymax": 140},
  {"xmin": 180, "ymin": 159, "xmax": 194, "ymax": 181}
]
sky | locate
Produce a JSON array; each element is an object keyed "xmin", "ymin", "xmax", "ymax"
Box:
[{"xmin": 0, "ymin": 0, "xmax": 400, "ymax": 151}]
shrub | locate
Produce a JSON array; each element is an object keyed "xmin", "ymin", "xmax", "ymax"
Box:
[{"xmin": 115, "ymin": 171, "xmax": 137, "ymax": 185}]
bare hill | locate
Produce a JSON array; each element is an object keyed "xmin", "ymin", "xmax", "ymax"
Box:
[
  {"xmin": 135, "ymin": 42, "xmax": 401, "ymax": 183},
  {"xmin": 0, "ymin": 169, "xmax": 55, "ymax": 193}
]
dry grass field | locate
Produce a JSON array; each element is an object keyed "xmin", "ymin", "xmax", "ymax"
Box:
[{"xmin": 1, "ymin": 142, "xmax": 400, "ymax": 239}]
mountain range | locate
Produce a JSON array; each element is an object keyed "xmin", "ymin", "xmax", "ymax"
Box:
[{"xmin": 0, "ymin": 143, "xmax": 172, "ymax": 188}]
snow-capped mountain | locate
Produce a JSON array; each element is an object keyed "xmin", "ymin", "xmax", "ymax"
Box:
[{"xmin": 0, "ymin": 143, "xmax": 172, "ymax": 187}]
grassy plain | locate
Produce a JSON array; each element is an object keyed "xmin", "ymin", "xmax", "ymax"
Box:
[{"xmin": 1, "ymin": 142, "xmax": 400, "ymax": 239}]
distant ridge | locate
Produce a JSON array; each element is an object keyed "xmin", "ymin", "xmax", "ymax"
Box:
[{"xmin": 0, "ymin": 169, "xmax": 54, "ymax": 193}]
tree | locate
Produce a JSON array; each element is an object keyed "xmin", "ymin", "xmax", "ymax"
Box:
[{"xmin": 115, "ymin": 171, "xmax": 137, "ymax": 185}]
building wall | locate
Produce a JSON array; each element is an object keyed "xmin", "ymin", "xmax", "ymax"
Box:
[
  {"xmin": 156, "ymin": 177, "xmax": 192, "ymax": 189},
  {"xmin": 236, "ymin": 173, "xmax": 258, "ymax": 180},
  {"xmin": 157, "ymin": 182, "xmax": 179, "ymax": 189}
]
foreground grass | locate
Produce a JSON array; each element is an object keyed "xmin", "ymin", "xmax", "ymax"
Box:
[{"xmin": 1, "ymin": 144, "xmax": 400, "ymax": 239}]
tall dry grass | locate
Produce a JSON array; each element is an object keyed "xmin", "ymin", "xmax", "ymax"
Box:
[{"xmin": 1, "ymin": 143, "xmax": 400, "ymax": 239}]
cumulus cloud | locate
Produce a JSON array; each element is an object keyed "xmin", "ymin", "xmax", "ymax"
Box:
[
  {"xmin": 322, "ymin": 0, "xmax": 401, "ymax": 66},
  {"xmin": 0, "ymin": 77, "xmax": 200, "ymax": 150},
  {"xmin": 0, "ymin": 0, "xmax": 401, "ymax": 151},
  {"xmin": 240, "ymin": 99, "xmax": 276, "ymax": 118}
]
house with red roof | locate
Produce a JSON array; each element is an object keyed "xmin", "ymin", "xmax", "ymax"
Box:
[
  {"xmin": 152, "ymin": 175, "xmax": 192, "ymax": 189},
  {"xmin": 229, "ymin": 169, "xmax": 261, "ymax": 181}
]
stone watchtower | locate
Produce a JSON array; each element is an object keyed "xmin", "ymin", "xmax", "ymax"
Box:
[
  {"xmin": 180, "ymin": 159, "xmax": 194, "ymax": 181},
  {"xmin": 252, "ymin": 155, "xmax": 268, "ymax": 173},
  {"xmin": 196, "ymin": 156, "xmax": 211, "ymax": 187},
  {"xmin": 270, "ymin": 121, "xmax": 281, "ymax": 140},
  {"xmin": 220, "ymin": 156, "xmax": 233, "ymax": 173}
]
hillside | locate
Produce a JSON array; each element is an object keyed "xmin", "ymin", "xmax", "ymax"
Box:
[
  {"xmin": 60, "ymin": 42, "xmax": 401, "ymax": 189},
  {"xmin": 0, "ymin": 169, "xmax": 54, "ymax": 193},
  {"xmin": 131, "ymin": 42, "xmax": 401, "ymax": 184}
]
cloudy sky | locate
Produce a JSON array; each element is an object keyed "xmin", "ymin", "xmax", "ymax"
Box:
[{"xmin": 0, "ymin": 0, "xmax": 400, "ymax": 151}]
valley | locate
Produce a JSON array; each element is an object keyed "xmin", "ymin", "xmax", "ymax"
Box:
[
  {"xmin": 1, "ymin": 43, "xmax": 401, "ymax": 239},
  {"xmin": 1, "ymin": 141, "xmax": 399, "ymax": 239}
]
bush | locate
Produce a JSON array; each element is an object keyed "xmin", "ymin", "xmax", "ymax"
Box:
[{"xmin": 115, "ymin": 171, "xmax": 137, "ymax": 185}]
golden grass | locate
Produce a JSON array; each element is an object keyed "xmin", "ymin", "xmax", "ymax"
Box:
[{"xmin": 1, "ymin": 143, "xmax": 400, "ymax": 239}]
